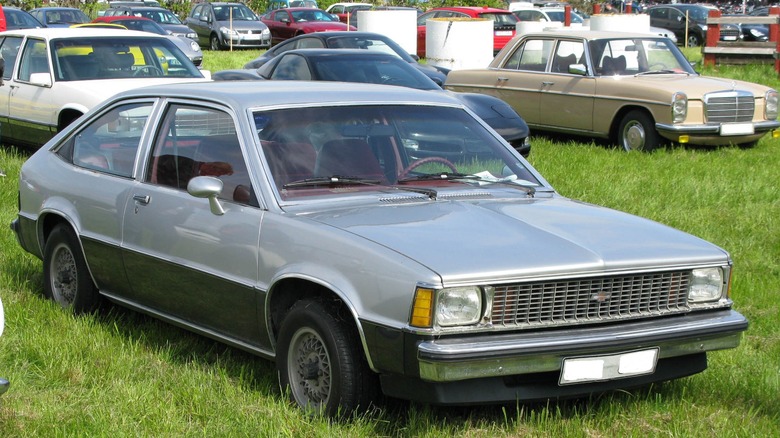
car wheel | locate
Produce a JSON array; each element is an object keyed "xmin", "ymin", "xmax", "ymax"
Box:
[
  {"xmin": 687, "ymin": 33, "xmax": 702, "ymax": 47},
  {"xmin": 618, "ymin": 110, "xmax": 661, "ymax": 152},
  {"xmin": 210, "ymin": 34, "xmax": 222, "ymax": 51},
  {"xmin": 43, "ymin": 224, "xmax": 101, "ymax": 314},
  {"xmin": 276, "ymin": 299, "xmax": 376, "ymax": 417}
]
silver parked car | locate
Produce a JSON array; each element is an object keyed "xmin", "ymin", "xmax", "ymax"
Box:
[
  {"xmin": 185, "ymin": 2, "xmax": 271, "ymax": 50},
  {"xmin": 11, "ymin": 81, "xmax": 748, "ymax": 416}
]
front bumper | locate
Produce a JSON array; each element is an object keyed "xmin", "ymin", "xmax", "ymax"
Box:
[
  {"xmin": 416, "ymin": 309, "xmax": 747, "ymax": 382},
  {"xmin": 656, "ymin": 120, "xmax": 780, "ymax": 145}
]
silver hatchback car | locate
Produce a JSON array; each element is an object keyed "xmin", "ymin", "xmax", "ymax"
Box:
[{"xmin": 12, "ymin": 81, "xmax": 747, "ymax": 416}]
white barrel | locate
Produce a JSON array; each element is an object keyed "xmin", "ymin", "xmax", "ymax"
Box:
[
  {"xmin": 589, "ymin": 14, "xmax": 651, "ymax": 32},
  {"xmin": 426, "ymin": 19, "xmax": 493, "ymax": 70},
  {"xmin": 357, "ymin": 10, "xmax": 418, "ymax": 56},
  {"xmin": 516, "ymin": 21, "xmax": 549, "ymax": 36}
]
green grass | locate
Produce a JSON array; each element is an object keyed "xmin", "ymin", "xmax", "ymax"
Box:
[{"xmin": 1, "ymin": 49, "xmax": 779, "ymax": 436}]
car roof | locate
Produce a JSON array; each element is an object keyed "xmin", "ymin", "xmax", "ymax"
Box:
[
  {"xmin": 1, "ymin": 27, "xmax": 169, "ymax": 39},
  {"xmin": 432, "ymin": 6, "xmax": 514, "ymax": 14},
  {"xmin": 519, "ymin": 29, "xmax": 669, "ymax": 40},
  {"xmin": 282, "ymin": 48, "xmax": 400, "ymax": 58},
  {"xmin": 113, "ymin": 81, "xmax": 461, "ymax": 109}
]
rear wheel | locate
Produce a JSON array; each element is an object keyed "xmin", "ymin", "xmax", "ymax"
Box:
[
  {"xmin": 618, "ymin": 110, "xmax": 661, "ymax": 152},
  {"xmin": 687, "ymin": 34, "xmax": 702, "ymax": 47},
  {"xmin": 43, "ymin": 224, "xmax": 101, "ymax": 314},
  {"xmin": 276, "ymin": 299, "xmax": 377, "ymax": 417}
]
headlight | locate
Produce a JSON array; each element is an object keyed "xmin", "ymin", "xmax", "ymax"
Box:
[
  {"xmin": 688, "ymin": 268, "xmax": 724, "ymax": 302},
  {"xmin": 749, "ymin": 28, "xmax": 767, "ymax": 39},
  {"xmin": 671, "ymin": 92, "xmax": 687, "ymax": 123},
  {"xmin": 220, "ymin": 26, "xmax": 238, "ymax": 37},
  {"xmin": 262, "ymin": 28, "xmax": 271, "ymax": 36},
  {"xmin": 410, "ymin": 286, "xmax": 482, "ymax": 328},
  {"xmin": 437, "ymin": 287, "xmax": 481, "ymax": 326},
  {"xmin": 765, "ymin": 90, "xmax": 778, "ymax": 120},
  {"xmin": 190, "ymin": 41, "xmax": 201, "ymax": 51}
]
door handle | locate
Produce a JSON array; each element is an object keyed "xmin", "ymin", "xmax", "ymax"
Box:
[
  {"xmin": 133, "ymin": 194, "xmax": 150, "ymax": 205},
  {"xmin": 542, "ymin": 81, "xmax": 554, "ymax": 86}
]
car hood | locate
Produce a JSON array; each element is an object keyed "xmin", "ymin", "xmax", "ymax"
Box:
[
  {"xmin": 302, "ymin": 195, "xmax": 727, "ymax": 283},
  {"xmin": 603, "ymin": 74, "xmax": 773, "ymax": 101},
  {"xmin": 217, "ymin": 20, "xmax": 267, "ymax": 30}
]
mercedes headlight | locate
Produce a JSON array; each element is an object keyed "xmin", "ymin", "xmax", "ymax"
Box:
[
  {"xmin": 765, "ymin": 90, "xmax": 778, "ymax": 120},
  {"xmin": 689, "ymin": 268, "xmax": 724, "ymax": 302},
  {"xmin": 672, "ymin": 92, "xmax": 688, "ymax": 123}
]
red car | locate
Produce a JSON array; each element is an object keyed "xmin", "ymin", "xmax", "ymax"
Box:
[
  {"xmin": 261, "ymin": 7, "xmax": 355, "ymax": 45},
  {"xmin": 416, "ymin": 6, "xmax": 517, "ymax": 58}
]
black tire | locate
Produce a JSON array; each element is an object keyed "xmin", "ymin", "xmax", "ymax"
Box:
[
  {"xmin": 210, "ymin": 34, "xmax": 222, "ymax": 51},
  {"xmin": 687, "ymin": 33, "xmax": 702, "ymax": 47},
  {"xmin": 43, "ymin": 224, "xmax": 101, "ymax": 314},
  {"xmin": 276, "ymin": 299, "xmax": 377, "ymax": 417},
  {"xmin": 618, "ymin": 110, "xmax": 662, "ymax": 152}
]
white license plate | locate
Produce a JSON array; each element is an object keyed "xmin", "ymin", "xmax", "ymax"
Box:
[
  {"xmin": 495, "ymin": 31, "xmax": 513, "ymax": 36},
  {"xmin": 242, "ymin": 34, "xmax": 261, "ymax": 40},
  {"xmin": 559, "ymin": 348, "xmax": 659, "ymax": 385},
  {"xmin": 720, "ymin": 123, "xmax": 755, "ymax": 135},
  {"xmin": 722, "ymin": 36, "xmax": 738, "ymax": 41}
]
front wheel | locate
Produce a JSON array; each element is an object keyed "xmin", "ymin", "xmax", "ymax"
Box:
[
  {"xmin": 618, "ymin": 110, "xmax": 661, "ymax": 152},
  {"xmin": 687, "ymin": 34, "xmax": 702, "ymax": 47},
  {"xmin": 43, "ymin": 224, "xmax": 101, "ymax": 314},
  {"xmin": 210, "ymin": 34, "xmax": 223, "ymax": 51},
  {"xmin": 276, "ymin": 300, "xmax": 377, "ymax": 417}
]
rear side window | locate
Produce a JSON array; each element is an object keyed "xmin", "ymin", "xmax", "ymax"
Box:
[
  {"xmin": 57, "ymin": 102, "xmax": 154, "ymax": 177},
  {"xmin": 0, "ymin": 36, "xmax": 24, "ymax": 81}
]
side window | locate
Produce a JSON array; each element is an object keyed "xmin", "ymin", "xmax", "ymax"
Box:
[
  {"xmin": 147, "ymin": 105, "xmax": 254, "ymax": 205},
  {"xmin": 270, "ymin": 54, "xmax": 311, "ymax": 80},
  {"xmin": 295, "ymin": 37, "xmax": 324, "ymax": 49},
  {"xmin": 0, "ymin": 36, "xmax": 23, "ymax": 81},
  {"xmin": 17, "ymin": 39, "xmax": 49, "ymax": 82},
  {"xmin": 57, "ymin": 102, "xmax": 153, "ymax": 177},
  {"xmin": 551, "ymin": 40, "xmax": 584, "ymax": 74},
  {"xmin": 503, "ymin": 38, "xmax": 553, "ymax": 71}
]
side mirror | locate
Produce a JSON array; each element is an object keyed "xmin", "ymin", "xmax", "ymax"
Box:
[
  {"xmin": 29, "ymin": 72, "xmax": 53, "ymax": 87},
  {"xmin": 187, "ymin": 176, "xmax": 225, "ymax": 215},
  {"xmin": 569, "ymin": 64, "xmax": 587, "ymax": 76}
]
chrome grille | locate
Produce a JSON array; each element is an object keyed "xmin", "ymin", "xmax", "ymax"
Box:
[
  {"xmin": 491, "ymin": 271, "xmax": 691, "ymax": 328},
  {"xmin": 704, "ymin": 90, "xmax": 755, "ymax": 123}
]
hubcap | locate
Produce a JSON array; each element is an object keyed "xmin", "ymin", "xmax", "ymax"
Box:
[
  {"xmin": 288, "ymin": 328, "xmax": 331, "ymax": 410},
  {"xmin": 622, "ymin": 120, "xmax": 646, "ymax": 151},
  {"xmin": 50, "ymin": 244, "xmax": 77, "ymax": 308}
]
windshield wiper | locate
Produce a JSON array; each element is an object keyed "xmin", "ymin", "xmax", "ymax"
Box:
[
  {"xmin": 399, "ymin": 172, "xmax": 536, "ymax": 197},
  {"xmin": 635, "ymin": 70, "xmax": 687, "ymax": 76},
  {"xmin": 284, "ymin": 176, "xmax": 380, "ymax": 188}
]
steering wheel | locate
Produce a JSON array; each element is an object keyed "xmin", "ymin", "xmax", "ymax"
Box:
[
  {"xmin": 647, "ymin": 62, "xmax": 668, "ymax": 71},
  {"xmin": 134, "ymin": 66, "xmax": 163, "ymax": 77},
  {"xmin": 398, "ymin": 157, "xmax": 457, "ymax": 180}
]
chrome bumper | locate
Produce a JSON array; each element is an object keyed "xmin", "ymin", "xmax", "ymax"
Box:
[
  {"xmin": 417, "ymin": 309, "xmax": 747, "ymax": 382},
  {"xmin": 656, "ymin": 120, "xmax": 780, "ymax": 135}
]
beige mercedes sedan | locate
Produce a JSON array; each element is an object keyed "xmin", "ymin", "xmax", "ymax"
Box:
[{"xmin": 445, "ymin": 30, "xmax": 780, "ymax": 151}]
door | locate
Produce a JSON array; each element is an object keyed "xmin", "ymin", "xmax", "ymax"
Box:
[
  {"xmin": 7, "ymin": 37, "xmax": 57, "ymax": 145},
  {"xmin": 121, "ymin": 102, "xmax": 266, "ymax": 346},
  {"xmin": 539, "ymin": 39, "xmax": 595, "ymax": 132}
]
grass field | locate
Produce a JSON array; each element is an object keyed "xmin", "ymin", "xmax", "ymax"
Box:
[{"xmin": 0, "ymin": 48, "xmax": 778, "ymax": 436}]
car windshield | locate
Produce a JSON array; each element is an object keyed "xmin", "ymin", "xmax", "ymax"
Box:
[
  {"xmin": 292, "ymin": 9, "xmax": 337, "ymax": 22},
  {"xmin": 136, "ymin": 10, "xmax": 184, "ymax": 24},
  {"xmin": 214, "ymin": 5, "xmax": 258, "ymax": 21},
  {"xmin": 51, "ymin": 37, "xmax": 204, "ymax": 81},
  {"xmin": 479, "ymin": 12, "xmax": 518, "ymax": 25},
  {"xmin": 589, "ymin": 37, "xmax": 696, "ymax": 76},
  {"xmin": 254, "ymin": 105, "xmax": 540, "ymax": 200},
  {"xmin": 544, "ymin": 11, "xmax": 584, "ymax": 23},
  {"xmin": 327, "ymin": 36, "xmax": 408, "ymax": 59},
  {"xmin": 310, "ymin": 57, "xmax": 439, "ymax": 89},
  {"xmin": 45, "ymin": 9, "xmax": 90, "ymax": 24}
]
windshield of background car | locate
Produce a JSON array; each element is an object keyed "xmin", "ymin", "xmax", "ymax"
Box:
[
  {"xmin": 479, "ymin": 12, "xmax": 518, "ymax": 25},
  {"xmin": 51, "ymin": 37, "xmax": 204, "ymax": 81},
  {"xmin": 589, "ymin": 38, "xmax": 696, "ymax": 75},
  {"xmin": 135, "ymin": 10, "xmax": 184, "ymax": 24},
  {"xmin": 214, "ymin": 5, "xmax": 259, "ymax": 21},
  {"xmin": 291, "ymin": 9, "xmax": 338, "ymax": 22},
  {"xmin": 327, "ymin": 36, "xmax": 408, "ymax": 59},
  {"xmin": 253, "ymin": 104, "xmax": 541, "ymax": 200},
  {"xmin": 309, "ymin": 56, "xmax": 439, "ymax": 90}
]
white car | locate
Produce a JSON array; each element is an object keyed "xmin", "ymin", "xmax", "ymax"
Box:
[{"xmin": 0, "ymin": 28, "xmax": 208, "ymax": 148}]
